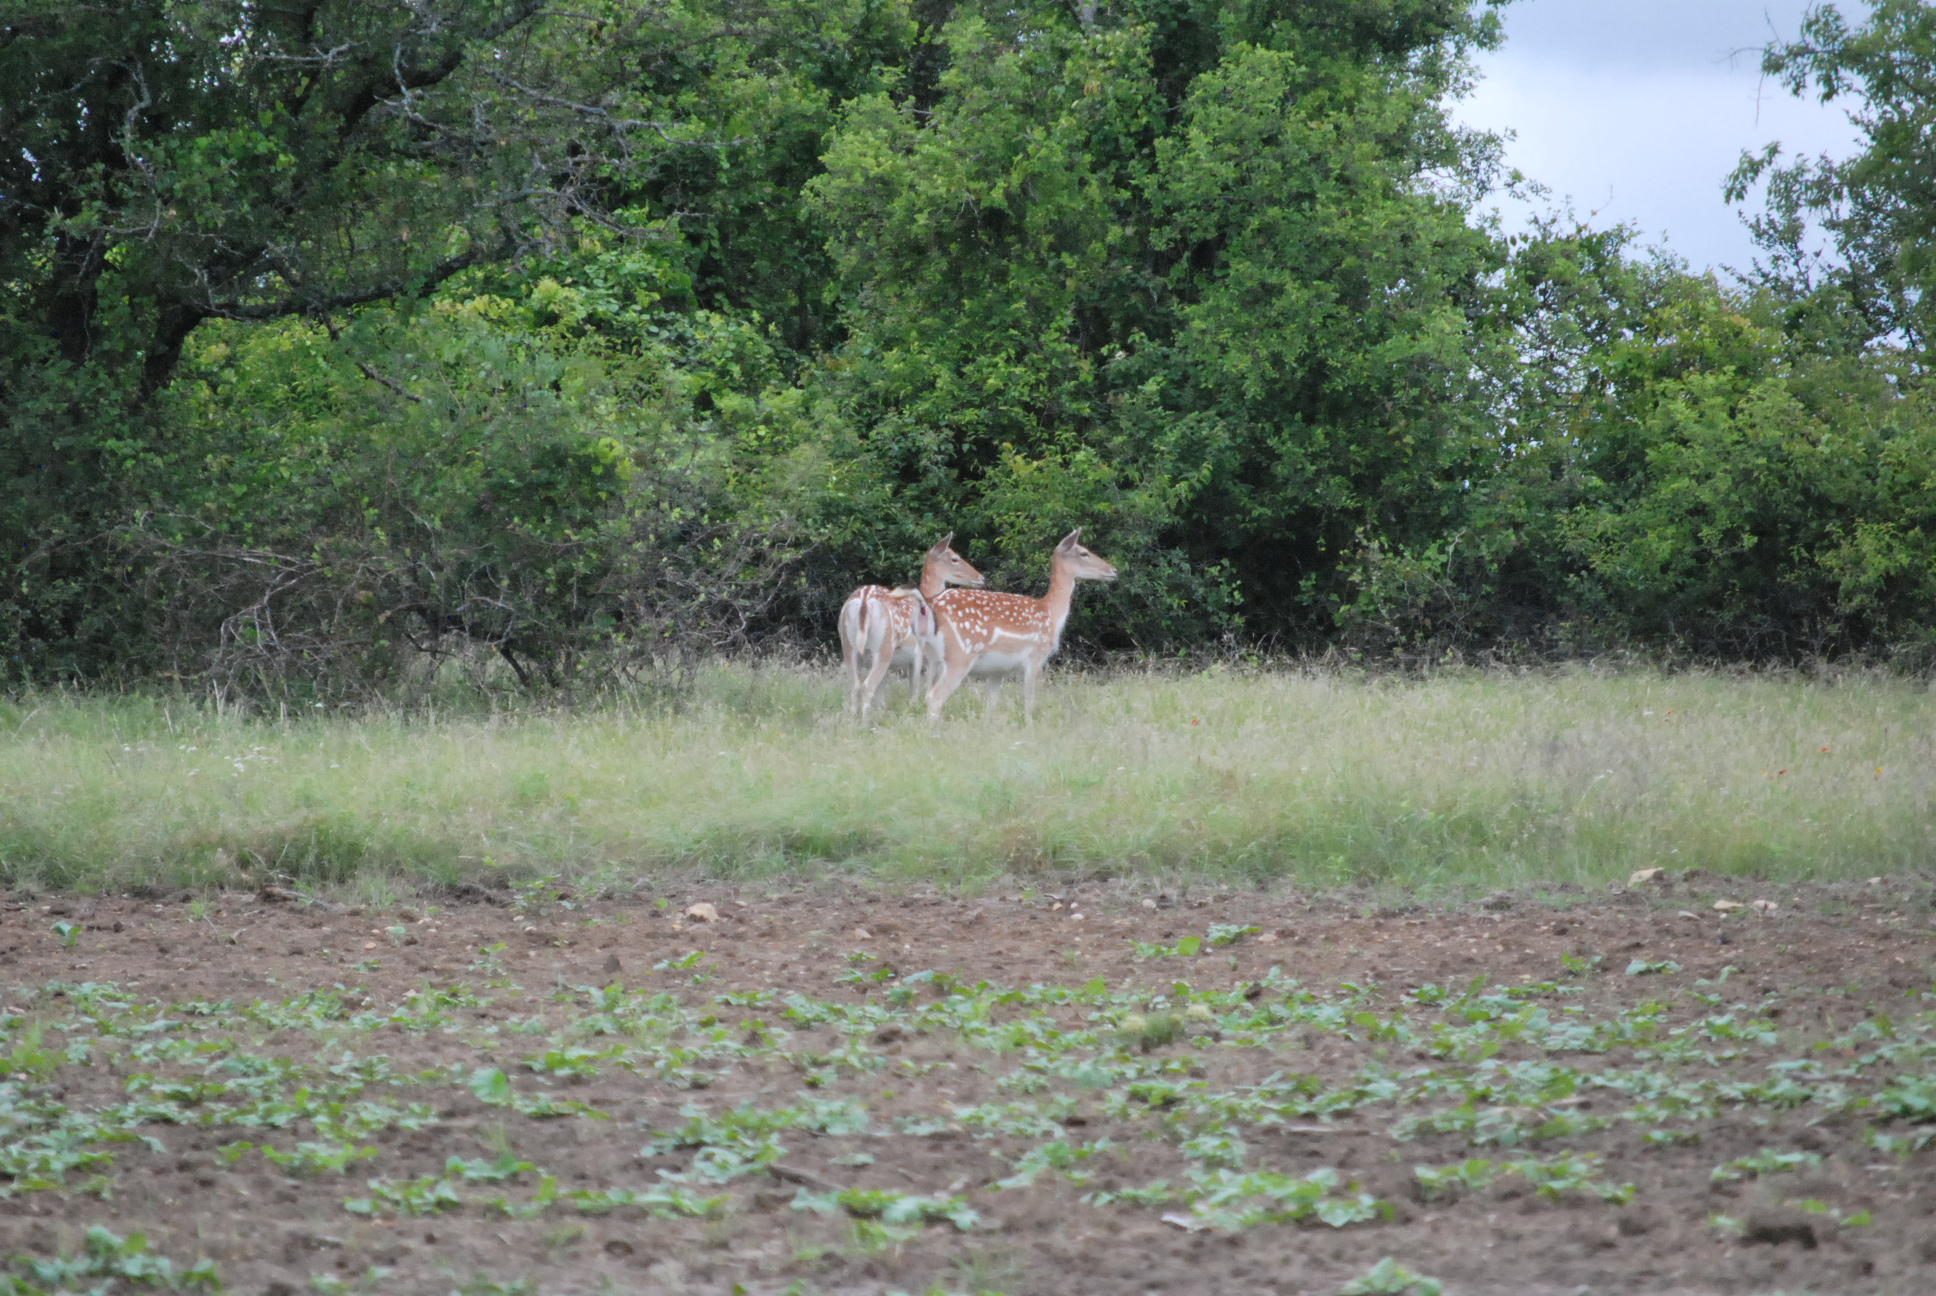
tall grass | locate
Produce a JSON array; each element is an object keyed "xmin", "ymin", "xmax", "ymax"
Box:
[{"xmin": 3, "ymin": 666, "xmax": 1933, "ymax": 895}]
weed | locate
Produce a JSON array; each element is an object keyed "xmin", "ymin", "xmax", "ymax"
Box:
[{"xmin": 1116, "ymin": 1012, "xmax": 1184, "ymax": 1052}]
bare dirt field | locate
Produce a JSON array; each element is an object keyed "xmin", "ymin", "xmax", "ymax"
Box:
[{"xmin": 1, "ymin": 873, "xmax": 1933, "ymax": 1295}]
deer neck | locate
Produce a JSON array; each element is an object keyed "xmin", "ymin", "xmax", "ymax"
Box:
[
  {"xmin": 919, "ymin": 558, "xmax": 946, "ymax": 600},
  {"xmin": 1042, "ymin": 560, "xmax": 1077, "ymax": 653}
]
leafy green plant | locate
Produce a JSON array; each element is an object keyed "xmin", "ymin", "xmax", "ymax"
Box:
[
  {"xmin": 522, "ymin": 1046, "xmax": 612, "ymax": 1079},
  {"xmin": 50, "ymin": 922, "xmax": 81, "ymax": 949},
  {"xmin": 652, "ymin": 951, "xmax": 714, "ymax": 984},
  {"xmin": 791, "ymin": 1188, "xmax": 980, "ymax": 1232},
  {"xmin": 344, "ymin": 1174, "xmax": 462, "ymax": 1216},
  {"xmin": 1414, "ymin": 1154, "xmax": 1632, "ymax": 1204},
  {"xmin": 1133, "ymin": 937, "xmax": 1202, "ymax": 959},
  {"xmin": 1875, "ymin": 1074, "xmax": 1936, "ymax": 1122},
  {"xmin": 1711, "ymin": 1148, "xmax": 1823, "ymax": 1182},
  {"xmin": 447, "ymin": 1153, "xmax": 536, "ymax": 1183},
  {"xmin": 511, "ymin": 877, "xmax": 566, "ymax": 918},
  {"xmin": 252, "ymin": 1140, "xmax": 380, "ymax": 1176},
  {"xmin": 4, "ymin": 1226, "xmax": 220, "ymax": 1291},
  {"xmin": 1175, "ymin": 1166, "xmax": 1384, "ymax": 1231},
  {"xmin": 0, "ymin": 1025, "xmax": 60, "ymax": 1082},
  {"xmin": 469, "ymin": 943, "xmax": 511, "ymax": 980},
  {"xmin": 1338, "ymin": 1257, "xmax": 1442, "ymax": 1296}
]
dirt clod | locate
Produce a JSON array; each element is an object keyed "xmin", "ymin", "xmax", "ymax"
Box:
[{"xmin": 1743, "ymin": 1209, "xmax": 1822, "ymax": 1249}]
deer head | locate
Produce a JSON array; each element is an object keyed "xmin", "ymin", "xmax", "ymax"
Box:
[
  {"xmin": 1054, "ymin": 529, "xmax": 1118, "ymax": 583},
  {"xmin": 927, "ymin": 532, "xmax": 986, "ymax": 589}
]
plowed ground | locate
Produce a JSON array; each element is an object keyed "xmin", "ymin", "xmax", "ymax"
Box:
[{"xmin": 1, "ymin": 874, "xmax": 1933, "ymax": 1296}]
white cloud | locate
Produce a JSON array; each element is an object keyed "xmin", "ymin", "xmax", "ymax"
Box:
[{"xmin": 1453, "ymin": 0, "xmax": 1866, "ymax": 273}]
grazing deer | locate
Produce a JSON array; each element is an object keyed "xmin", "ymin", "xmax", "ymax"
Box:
[
  {"xmin": 925, "ymin": 529, "xmax": 1118, "ymax": 723},
  {"xmin": 838, "ymin": 534, "xmax": 986, "ymax": 720}
]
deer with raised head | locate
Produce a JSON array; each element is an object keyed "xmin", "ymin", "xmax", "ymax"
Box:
[
  {"xmin": 838, "ymin": 534, "xmax": 985, "ymax": 720},
  {"xmin": 925, "ymin": 529, "xmax": 1118, "ymax": 723}
]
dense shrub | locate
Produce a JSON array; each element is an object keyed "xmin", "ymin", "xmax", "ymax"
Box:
[{"xmin": 7, "ymin": 0, "xmax": 1936, "ymax": 692}]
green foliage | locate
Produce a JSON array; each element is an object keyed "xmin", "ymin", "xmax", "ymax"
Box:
[
  {"xmin": 1738, "ymin": 0, "xmax": 1936, "ymax": 351},
  {"xmin": 2, "ymin": 1226, "xmax": 220, "ymax": 1293},
  {"xmin": 14, "ymin": 0, "xmax": 1936, "ymax": 680},
  {"xmin": 1711, "ymin": 1148, "xmax": 1822, "ymax": 1182},
  {"xmin": 1413, "ymin": 1153, "xmax": 1632, "ymax": 1204},
  {"xmin": 1339, "ymin": 1257, "xmax": 1442, "ymax": 1296},
  {"xmin": 344, "ymin": 1174, "xmax": 462, "ymax": 1217},
  {"xmin": 4, "ymin": 912, "xmax": 1936, "ymax": 1282},
  {"xmin": 0, "ymin": 0, "xmax": 735, "ymax": 682},
  {"xmin": 791, "ymin": 1187, "xmax": 981, "ymax": 1232}
]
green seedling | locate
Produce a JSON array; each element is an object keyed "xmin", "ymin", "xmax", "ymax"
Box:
[
  {"xmin": 1339, "ymin": 1257, "xmax": 1442, "ymax": 1296},
  {"xmin": 0, "ymin": 1024, "xmax": 61, "ymax": 1081},
  {"xmin": 791, "ymin": 1187, "xmax": 980, "ymax": 1231},
  {"xmin": 238, "ymin": 1140, "xmax": 380, "ymax": 1176},
  {"xmin": 344, "ymin": 1173, "xmax": 462, "ymax": 1216},
  {"xmin": 1133, "ymin": 936, "xmax": 1202, "ymax": 959},
  {"xmin": 6, "ymin": 1226, "xmax": 221, "ymax": 1291},
  {"xmin": 1711, "ymin": 1148, "xmax": 1823, "ymax": 1182}
]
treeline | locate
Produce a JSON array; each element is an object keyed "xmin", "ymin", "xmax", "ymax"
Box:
[{"xmin": 5, "ymin": 0, "xmax": 1936, "ymax": 697}]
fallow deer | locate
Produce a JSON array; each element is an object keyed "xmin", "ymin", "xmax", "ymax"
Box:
[
  {"xmin": 925, "ymin": 529, "xmax": 1117, "ymax": 723},
  {"xmin": 838, "ymin": 534, "xmax": 985, "ymax": 720}
]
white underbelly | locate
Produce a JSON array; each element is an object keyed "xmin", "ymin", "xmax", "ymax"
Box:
[{"xmin": 967, "ymin": 651, "xmax": 1030, "ymax": 677}]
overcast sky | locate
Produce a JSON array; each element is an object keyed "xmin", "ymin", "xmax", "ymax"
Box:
[{"xmin": 1453, "ymin": 0, "xmax": 1866, "ymax": 275}]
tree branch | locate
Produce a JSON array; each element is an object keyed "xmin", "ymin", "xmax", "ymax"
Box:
[
  {"xmin": 355, "ymin": 360, "xmax": 425, "ymax": 402},
  {"xmin": 212, "ymin": 242, "xmax": 504, "ymax": 321}
]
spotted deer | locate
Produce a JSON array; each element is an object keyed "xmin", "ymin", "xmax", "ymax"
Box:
[
  {"xmin": 837, "ymin": 534, "xmax": 985, "ymax": 720},
  {"xmin": 925, "ymin": 529, "xmax": 1118, "ymax": 723}
]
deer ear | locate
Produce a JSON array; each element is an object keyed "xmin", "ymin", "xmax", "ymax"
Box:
[
  {"xmin": 938, "ymin": 532, "xmax": 953, "ymax": 549},
  {"xmin": 1058, "ymin": 528, "xmax": 1082, "ymax": 550}
]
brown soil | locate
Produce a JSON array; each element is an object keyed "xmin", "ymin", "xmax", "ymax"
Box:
[{"xmin": 1, "ymin": 874, "xmax": 1933, "ymax": 1296}]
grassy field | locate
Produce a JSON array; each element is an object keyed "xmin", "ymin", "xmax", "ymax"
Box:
[{"xmin": 3, "ymin": 665, "xmax": 1933, "ymax": 896}]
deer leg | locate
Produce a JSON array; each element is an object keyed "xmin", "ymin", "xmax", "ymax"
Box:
[
  {"xmin": 910, "ymin": 639, "xmax": 927, "ymax": 705},
  {"xmin": 838, "ymin": 601, "xmax": 864, "ymax": 717},
  {"xmin": 925, "ymin": 655, "xmax": 974, "ymax": 719},
  {"xmin": 859, "ymin": 632, "xmax": 898, "ymax": 722},
  {"xmin": 1021, "ymin": 660, "xmax": 1039, "ymax": 726}
]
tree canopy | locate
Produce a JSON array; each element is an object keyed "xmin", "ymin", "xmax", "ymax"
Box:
[{"xmin": 5, "ymin": 0, "xmax": 1936, "ymax": 695}]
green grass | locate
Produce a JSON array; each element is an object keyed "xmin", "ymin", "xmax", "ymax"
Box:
[{"xmin": 3, "ymin": 665, "xmax": 1934, "ymax": 894}]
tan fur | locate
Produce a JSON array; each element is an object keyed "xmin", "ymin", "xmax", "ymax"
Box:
[
  {"xmin": 925, "ymin": 529, "xmax": 1118, "ymax": 723},
  {"xmin": 837, "ymin": 535, "xmax": 985, "ymax": 720}
]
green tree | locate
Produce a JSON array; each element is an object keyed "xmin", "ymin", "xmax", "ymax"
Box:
[
  {"xmin": 0, "ymin": 0, "xmax": 788, "ymax": 678},
  {"xmin": 810, "ymin": 0, "xmax": 1513, "ymax": 645},
  {"xmin": 1731, "ymin": 0, "xmax": 1936, "ymax": 352}
]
